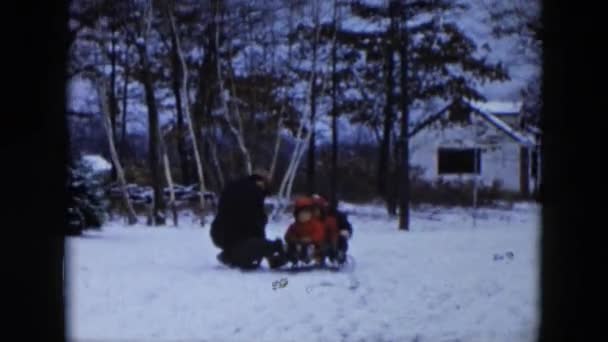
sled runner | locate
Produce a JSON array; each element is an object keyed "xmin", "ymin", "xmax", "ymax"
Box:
[{"xmin": 274, "ymin": 253, "xmax": 355, "ymax": 273}]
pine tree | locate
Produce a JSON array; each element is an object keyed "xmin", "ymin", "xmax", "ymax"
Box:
[
  {"xmin": 66, "ymin": 160, "xmax": 110, "ymax": 235},
  {"xmin": 318, "ymin": 0, "xmax": 510, "ymax": 215}
]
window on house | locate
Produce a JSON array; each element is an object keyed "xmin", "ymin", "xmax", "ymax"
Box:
[{"xmin": 437, "ymin": 148, "xmax": 482, "ymax": 174}]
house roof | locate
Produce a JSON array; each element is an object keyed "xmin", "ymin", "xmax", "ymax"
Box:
[
  {"xmin": 408, "ymin": 100, "xmax": 536, "ymax": 147},
  {"xmin": 469, "ymin": 106, "xmax": 536, "ymax": 147},
  {"xmin": 407, "ymin": 103, "xmax": 452, "ymax": 138},
  {"xmin": 468, "ymin": 100, "xmax": 522, "ymax": 115}
]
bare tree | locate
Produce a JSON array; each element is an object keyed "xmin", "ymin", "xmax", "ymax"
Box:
[
  {"xmin": 272, "ymin": 79, "xmax": 315, "ymax": 218},
  {"xmin": 272, "ymin": 95, "xmax": 311, "ymax": 218},
  {"xmin": 168, "ymin": 19, "xmax": 191, "ymax": 185},
  {"xmin": 214, "ymin": 3, "xmax": 253, "ymax": 175},
  {"xmin": 120, "ymin": 49, "xmax": 130, "ymax": 159},
  {"xmin": 89, "ymin": 72, "xmax": 138, "ymax": 225},
  {"xmin": 208, "ymin": 132, "xmax": 225, "ymax": 189},
  {"xmin": 108, "ymin": 26, "xmax": 120, "ymax": 181},
  {"xmin": 329, "ymin": 0, "xmax": 340, "ymax": 209},
  {"xmin": 160, "ymin": 131, "xmax": 178, "ymax": 227},
  {"xmin": 398, "ymin": 0, "xmax": 411, "ymax": 231},
  {"xmin": 135, "ymin": 0, "xmax": 166, "ymax": 225},
  {"xmin": 379, "ymin": 4, "xmax": 397, "ymax": 210},
  {"xmin": 272, "ymin": 2, "xmax": 336, "ymax": 218},
  {"xmin": 269, "ymin": 115, "xmax": 284, "ymax": 181},
  {"xmin": 166, "ymin": 2, "xmax": 207, "ymax": 225}
]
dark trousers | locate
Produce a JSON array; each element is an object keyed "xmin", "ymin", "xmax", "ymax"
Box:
[{"xmin": 225, "ymin": 238, "xmax": 278, "ymax": 269}]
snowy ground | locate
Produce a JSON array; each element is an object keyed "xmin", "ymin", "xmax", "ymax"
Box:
[{"xmin": 66, "ymin": 203, "xmax": 540, "ymax": 342}]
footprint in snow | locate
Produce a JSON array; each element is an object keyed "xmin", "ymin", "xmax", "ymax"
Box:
[{"xmin": 493, "ymin": 251, "xmax": 515, "ymax": 261}]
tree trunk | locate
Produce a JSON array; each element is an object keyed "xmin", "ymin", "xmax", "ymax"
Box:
[
  {"xmin": 208, "ymin": 133, "xmax": 225, "ymax": 190},
  {"xmin": 269, "ymin": 117, "xmax": 284, "ymax": 182},
  {"xmin": 140, "ymin": 58, "xmax": 166, "ymax": 226},
  {"xmin": 109, "ymin": 33, "xmax": 119, "ymax": 181},
  {"xmin": 387, "ymin": 131, "xmax": 399, "ymax": 216},
  {"xmin": 202, "ymin": 137, "xmax": 219, "ymax": 191},
  {"xmin": 270, "ymin": 1, "xmax": 295, "ymax": 219},
  {"xmin": 121, "ymin": 60, "xmax": 130, "ymax": 161},
  {"xmin": 136, "ymin": 1, "xmax": 166, "ymax": 225},
  {"xmin": 306, "ymin": 2, "xmax": 320, "ymax": 196},
  {"xmin": 167, "ymin": 4, "xmax": 207, "ymax": 225},
  {"xmin": 398, "ymin": 5, "xmax": 410, "ymax": 231},
  {"xmin": 286, "ymin": 84, "xmax": 332, "ymax": 211},
  {"xmin": 94, "ymin": 75, "xmax": 137, "ymax": 225},
  {"xmin": 273, "ymin": 1, "xmax": 334, "ymax": 218},
  {"xmin": 273, "ymin": 79, "xmax": 318, "ymax": 220},
  {"xmin": 306, "ymin": 73, "xmax": 317, "ymax": 195},
  {"xmin": 161, "ymin": 134, "xmax": 178, "ymax": 227},
  {"xmin": 286, "ymin": 121, "xmax": 316, "ymax": 207},
  {"xmin": 193, "ymin": 115, "xmax": 207, "ymax": 182},
  {"xmin": 198, "ymin": 71, "xmax": 217, "ymax": 190},
  {"xmin": 170, "ymin": 32, "xmax": 191, "ymax": 185},
  {"xmin": 213, "ymin": 4, "xmax": 252, "ymax": 176},
  {"xmin": 330, "ymin": 0, "xmax": 339, "ymax": 209},
  {"xmin": 378, "ymin": 40, "xmax": 395, "ymax": 200},
  {"xmin": 272, "ymin": 108, "xmax": 308, "ymax": 219}
]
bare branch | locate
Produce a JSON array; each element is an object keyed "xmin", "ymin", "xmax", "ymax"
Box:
[
  {"xmin": 214, "ymin": 7, "xmax": 253, "ymax": 175},
  {"xmin": 89, "ymin": 72, "xmax": 138, "ymax": 225},
  {"xmin": 167, "ymin": 1, "xmax": 207, "ymax": 224}
]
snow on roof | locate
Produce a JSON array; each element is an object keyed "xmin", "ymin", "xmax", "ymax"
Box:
[
  {"xmin": 82, "ymin": 154, "xmax": 112, "ymax": 173},
  {"xmin": 469, "ymin": 100, "xmax": 523, "ymax": 115},
  {"xmin": 479, "ymin": 112, "xmax": 534, "ymax": 146},
  {"xmin": 409, "ymin": 100, "xmax": 536, "ymax": 146},
  {"xmin": 465, "ymin": 101, "xmax": 536, "ymax": 146}
]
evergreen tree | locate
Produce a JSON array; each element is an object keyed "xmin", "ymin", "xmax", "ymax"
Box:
[
  {"xmin": 66, "ymin": 159, "xmax": 110, "ymax": 235},
  {"xmin": 316, "ymin": 0, "xmax": 510, "ymax": 213}
]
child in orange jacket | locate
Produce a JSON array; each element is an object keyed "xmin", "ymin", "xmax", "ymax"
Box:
[
  {"xmin": 310, "ymin": 195, "xmax": 339, "ymax": 248},
  {"xmin": 311, "ymin": 194, "xmax": 352, "ymax": 264},
  {"xmin": 284, "ymin": 197, "xmax": 326, "ymax": 265}
]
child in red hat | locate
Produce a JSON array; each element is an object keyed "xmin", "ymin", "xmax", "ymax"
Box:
[{"xmin": 284, "ymin": 197, "xmax": 327, "ymax": 265}]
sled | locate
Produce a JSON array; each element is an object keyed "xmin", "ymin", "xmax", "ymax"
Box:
[{"xmin": 273, "ymin": 254, "xmax": 355, "ymax": 273}]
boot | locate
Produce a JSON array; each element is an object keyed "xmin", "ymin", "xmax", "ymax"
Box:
[
  {"xmin": 267, "ymin": 239, "xmax": 288, "ymax": 269},
  {"xmin": 285, "ymin": 242, "xmax": 299, "ymax": 265},
  {"xmin": 216, "ymin": 251, "xmax": 233, "ymax": 267}
]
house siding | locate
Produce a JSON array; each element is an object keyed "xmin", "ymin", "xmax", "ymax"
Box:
[{"xmin": 409, "ymin": 117, "xmax": 523, "ymax": 192}]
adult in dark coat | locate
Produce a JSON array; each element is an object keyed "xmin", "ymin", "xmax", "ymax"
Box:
[{"xmin": 210, "ymin": 172, "xmax": 287, "ymax": 270}]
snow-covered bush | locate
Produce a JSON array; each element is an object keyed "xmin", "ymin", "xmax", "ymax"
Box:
[{"xmin": 66, "ymin": 155, "xmax": 111, "ymax": 235}]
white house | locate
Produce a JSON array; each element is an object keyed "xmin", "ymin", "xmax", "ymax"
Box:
[{"xmin": 408, "ymin": 99, "xmax": 541, "ymax": 197}]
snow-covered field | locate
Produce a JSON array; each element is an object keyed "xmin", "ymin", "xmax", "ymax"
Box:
[{"xmin": 66, "ymin": 203, "xmax": 540, "ymax": 342}]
